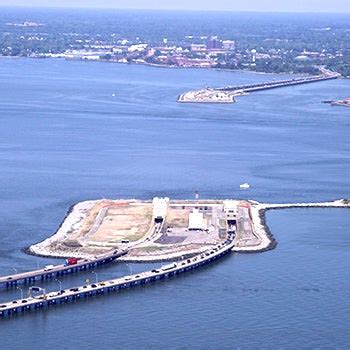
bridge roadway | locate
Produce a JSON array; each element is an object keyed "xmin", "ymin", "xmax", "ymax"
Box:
[
  {"xmin": 217, "ymin": 74, "xmax": 338, "ymax": 93},
  {"xmin": 0, "ymin": 250, "xmax": 127, "ymax": 288},
  {"xmin": 0, "ymin": 234, "xmax": 234, "ymax": 318}
]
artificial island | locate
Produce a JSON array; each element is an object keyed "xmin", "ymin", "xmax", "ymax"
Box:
[{"xmin": 29, "ymin": 197, "xmax": 349, "ymax": 261}]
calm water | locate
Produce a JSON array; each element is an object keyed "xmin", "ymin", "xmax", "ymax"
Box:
[{"xmin": 0, "ymin": 58, "xmax": 349, "ymax": 348}]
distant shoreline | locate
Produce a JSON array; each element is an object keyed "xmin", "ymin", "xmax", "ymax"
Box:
[{"xmin": 0, "ymin": 55, "xmax": 310, "ymax": 78}]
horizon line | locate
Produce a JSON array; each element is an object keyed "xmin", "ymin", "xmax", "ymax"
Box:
[{"xmin": 0, "ymin": 5, "xmax": 348, "ymax": 15}]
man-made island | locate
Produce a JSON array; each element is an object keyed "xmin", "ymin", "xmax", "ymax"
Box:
[
  {"xmin": 331, "ymin": 97, "xmax": 350, "ymax": 107},
  {"xmin": 29, "ymin": 197, "xmax": 350, "ymax": 262}
]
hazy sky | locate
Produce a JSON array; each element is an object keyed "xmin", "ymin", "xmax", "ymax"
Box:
[{"xmin": 0, "ymin": 0, "xmax": 348, "ymax": 13}]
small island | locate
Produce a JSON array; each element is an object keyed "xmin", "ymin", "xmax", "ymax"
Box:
[
  {"xmin": 178, "ymin": 88, "xmax": 243, "ymax": 103},
  {"xmin": 331, "ymin": 97, "xmax": 350, "ymax": 107}
]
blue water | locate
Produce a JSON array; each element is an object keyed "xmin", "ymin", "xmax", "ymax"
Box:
[{"xmin": 0, "ymin": 58, "xmax": 349, "ymax": 348}]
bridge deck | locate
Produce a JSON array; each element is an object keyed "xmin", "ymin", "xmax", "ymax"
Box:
[
  {"xmin": 218, "ymin": 74, "xmax": 338, "ymax": 93},
  {"xmin": 0, "ymin": 250, "xmax": 127, "ymax": 287},
  {"xmin": 0, "ymin": 236, "xmax": 234, "ymax": 317}
]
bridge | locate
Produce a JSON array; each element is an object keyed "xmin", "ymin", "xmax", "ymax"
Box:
[
  {"xmin": 217, "ymin": 74, "xmax": 338, "ymax": 93},
  {"xmin": 177, "ymin": 73, "xmax": 339, "ymax": 103},
  {"xmin": 0, "ymin": 234, "xmax": 234, "ymax": 318},
  {"xmin": 0, "ymin": 250, "xmax": 127, "ymax": 288}
]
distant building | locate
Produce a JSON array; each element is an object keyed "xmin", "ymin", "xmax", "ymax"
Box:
[
  {"xmin": 255, "ymin": 53, "xmax": 271, "ymax": 60},
  {"xmin": 251, "ymin": 49, "xmax": 257, "ymax": 63},
  {"xmin": 222, "ymin": 40, "xmax": 235, "ymax": 51},
  {"xmin": 302, "ymin": 51, "xmax": 321, "ymax": 58},
  {"xmin": 128, "ymin": 44, "xmax": 148, "ymax": 52},
  {"xmin": 206, "ymin": 36, "xmax": 223, "ymax": 50},
  {"xmin": 190, "ymin": 44, "xmax": 207, "ymax": 52},
  {"xmin": 112, "ymin": 47, "xmax": 126, "ymax": 54},
  {"xmin": 294, "ymin": 55, "xmax": 309, "ymax": 62},
  {"xmin": 174, "ymin": 57, "xmax": 215, "ymax": 68}
]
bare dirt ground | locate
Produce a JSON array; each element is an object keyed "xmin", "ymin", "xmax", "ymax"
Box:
[
  {"xmin": 61, "ymin": 200, "xmax": 153, "ymax": 246},
  {"xmin": 66, "ymin": 200, "xmax": 116, "ymax": 242},
  {"xmin": 166, "ymin": 207, "xmax": 190, "ymax": 227},
  {"xmin": 87, "ymin": 204, "xmax": 153, "ymax": 243}
]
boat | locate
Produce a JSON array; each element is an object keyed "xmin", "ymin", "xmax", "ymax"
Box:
[{"xmin": 240, "ymin": 183, "xmax": 250, "ymax": 189}]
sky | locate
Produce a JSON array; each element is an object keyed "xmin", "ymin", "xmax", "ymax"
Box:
[{"xmin": 0, "ymin": 0, "xmax": 348, "ymax": 13}]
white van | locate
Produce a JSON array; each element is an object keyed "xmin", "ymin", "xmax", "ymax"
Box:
[{"xmin": 44, "ymin": 265, "xmax": 54, "ymax": 271}]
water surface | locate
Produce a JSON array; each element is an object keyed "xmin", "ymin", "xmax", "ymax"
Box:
[{"xmin": 0, "ymin": 58, "xmax": 349, "ymax": 348}]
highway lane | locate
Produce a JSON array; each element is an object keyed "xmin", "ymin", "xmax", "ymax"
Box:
[
  {"xmin": 0, "ymin": 236, "xmax": 235, "ymax": 316},
  {"xmin": 0, "ymin": 250, "xmax": 126, "ymax": 286}
]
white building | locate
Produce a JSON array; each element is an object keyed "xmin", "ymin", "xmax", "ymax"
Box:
[
  {"xmin": 188, "ymin": 209, "xmax": 206, "ymax": 230},
  {"xmin": 128, "ymin": 44, "xmax": 148, "ymax": 52},
  {"xmin": 190, "ymin": 44, "xmax": 207, "ymax": 52},
  {"xmin": 153, "ymin": 197, "xmax": 169, "ymax": 222},
  {"xmin": 251, "ymin": 49, "xmax": 257, "ymax": 63},
  {"xmin": 223, "ymin": 200, "xmax": 238, "ymax": 220}
]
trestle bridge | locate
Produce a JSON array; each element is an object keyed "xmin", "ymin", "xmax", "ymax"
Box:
[
  {"xmin": 0, "ymin": 235, "xmax": 234, "ymax": 318},
  {"xmin": 217, "ymin": 74, "xmax": 338, "ymax": 93},
  {"xmin": 0, "ymin": 250, "xmax": 127, "ymax": 288}
]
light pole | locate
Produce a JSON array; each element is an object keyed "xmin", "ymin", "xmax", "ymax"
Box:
[
  {"xmin": 12, "ymin": 268, "xmax": 18, "ymax": 275},
  {"xmin": 17, "ymin": 286, "xmax": 23, "ymax": 299},
  {"xmin": 55, "ymin": 278, "xmax": 62, "ymax": 291},
  {"xmin": 91, "ymin": 271, "xmax": 98, "ymax": 284}
]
